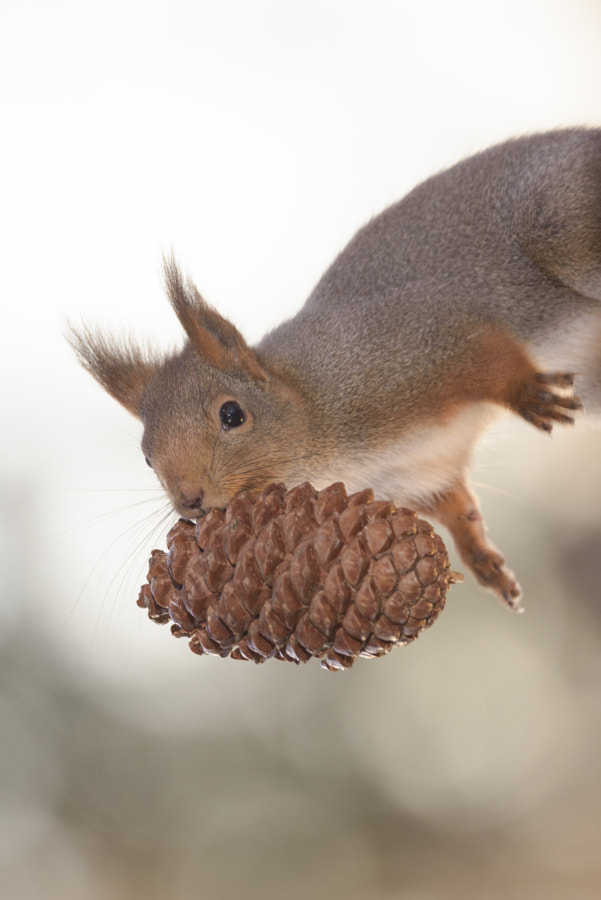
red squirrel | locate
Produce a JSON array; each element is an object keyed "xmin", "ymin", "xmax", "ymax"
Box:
[{"xmin": 69, "ymin": 128, "xmax": 601, "ymax": 609}]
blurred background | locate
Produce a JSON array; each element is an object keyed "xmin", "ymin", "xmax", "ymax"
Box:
[{"xmin": 2, "ymin": 1, "xmax": 601, "ymax": 897}]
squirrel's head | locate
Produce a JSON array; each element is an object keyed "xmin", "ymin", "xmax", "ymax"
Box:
[{"xmin": 68, "ymin": 258, "xmax": 308, "ymax": 517}]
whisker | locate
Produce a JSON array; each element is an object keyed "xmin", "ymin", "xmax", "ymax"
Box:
[
  {"xmin": 208, "ymin": 429, "xmax": 218, "ymax": 478},
  {"xmin": 98, "ymin": 504, "xmax": 176, "ymax": 642},
  {"xmin": 57, "ymin": 486, "xmax": 164, "ymax": 493},
  {"xmin": 62, "ymin": 496, "xmax": 173, "ymax": 636},
  {"xmin": 46, "ymin": 495, "xmax": 164, "ymax": 540},
  {"xmin": 213, "ymin": 449, "xmax": 317, "ymax": 480},
  {"xmin": 214, "ymin": 451, "xmax": 318, "ymax": 489}
]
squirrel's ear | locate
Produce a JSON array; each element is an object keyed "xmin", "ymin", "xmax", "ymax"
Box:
[
  {"xmin": 162, "ymin": 255, "xmax": 268, "ymax": 382},
  {"xmin": 66, "ymin": 324, "xmax": 159, "ymax": 417}
]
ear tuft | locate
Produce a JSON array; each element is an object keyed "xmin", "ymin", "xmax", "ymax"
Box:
[
  {"xmin": 66, "ymin": 323, "xmax": 160, "ymax": 417},
  {"xmin": 162, "ymin": 254, "xmax": 269, "ymax": 382}
]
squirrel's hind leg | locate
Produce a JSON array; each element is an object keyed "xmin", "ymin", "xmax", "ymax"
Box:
[{"xmin": 422, "ymin": 479, "xmax": 523, "ymax": 609}]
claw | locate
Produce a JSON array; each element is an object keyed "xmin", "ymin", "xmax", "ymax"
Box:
[{"xmin": 515, "ymin": 371, "xmax": 582, "ymax": 433}]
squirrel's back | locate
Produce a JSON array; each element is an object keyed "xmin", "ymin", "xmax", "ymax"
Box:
[{"xmin": 259, "ymin": 128, "xmax": 601, "ymax": 423}]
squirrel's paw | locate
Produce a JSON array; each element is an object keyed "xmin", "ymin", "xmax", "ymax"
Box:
[
  {"xmin": 469, "ymin": 545, "xmax": 523, "ymax": 610},
  {"xmin": 515, "ymin": 372, "xmax": 583, "ymax": 432},
  {"xmin": 428, "ymin": 484, "xmax": 523, "ymax": 610}
]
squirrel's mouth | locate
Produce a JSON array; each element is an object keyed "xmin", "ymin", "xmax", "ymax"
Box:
[{"xmin": 170, "ymin": 475, "xmax": 279, "ymax": 519}]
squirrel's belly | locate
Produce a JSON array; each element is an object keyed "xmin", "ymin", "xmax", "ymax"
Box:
[{"xmin": 310, "ymin": 403, "xmax": 500, "ymax": 509}]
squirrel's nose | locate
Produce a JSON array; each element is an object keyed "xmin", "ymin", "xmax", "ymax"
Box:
[{"xmin": 179, "ymin": 490, "xmax": 204, "ymax": 512}]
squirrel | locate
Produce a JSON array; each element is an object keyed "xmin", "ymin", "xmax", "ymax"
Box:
[{"xmin": 69, "ymin": 128, "xmax": 601, "ymax": 609}]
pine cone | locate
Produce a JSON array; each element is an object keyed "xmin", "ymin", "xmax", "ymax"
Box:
[{"xmin": 138, "ymin": 482, "xmax": 461, "ymax": 671}]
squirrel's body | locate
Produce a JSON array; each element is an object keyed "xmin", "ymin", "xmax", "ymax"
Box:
[
  {"xmin": 71, "ymin": 128, "xmax": 601, "ymax": 606},
  {"xmin": 261, "ymin": 129, "xmax": 601, "ymax": 419}
]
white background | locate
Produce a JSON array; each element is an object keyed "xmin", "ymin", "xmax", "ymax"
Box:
[{"xmin": 2, "ymin": 2, "xmax": 601, "ymax": 898}]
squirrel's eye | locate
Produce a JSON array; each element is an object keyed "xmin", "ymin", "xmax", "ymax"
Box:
[
  {"xmin": 144, "ymin": 456, "xmax": 153, "ymax": 468},
  {"xmin": 219, "ymin": 401, "xmax": 246, "ymax": 430}
]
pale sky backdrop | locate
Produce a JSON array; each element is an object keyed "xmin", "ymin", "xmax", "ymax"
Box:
[{"xmin": 2, "ymin": 2, "xmax": 601, "ymax": 898}]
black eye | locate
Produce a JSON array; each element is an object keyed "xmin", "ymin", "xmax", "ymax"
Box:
[
  {"xmin": 219, "ymin": 401, "xmax": 246, "ymax": 430},
  {"xmin": 145, "ymin": 456, "xmax": 152, "ymax": 468}
]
